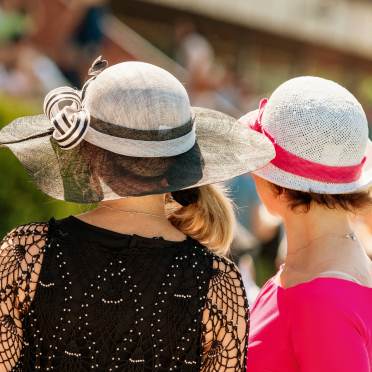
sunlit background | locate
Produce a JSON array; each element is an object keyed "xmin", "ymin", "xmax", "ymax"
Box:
[{"xmin": 1, "ymin": 0, "xmax": 372, "ymax": 301}]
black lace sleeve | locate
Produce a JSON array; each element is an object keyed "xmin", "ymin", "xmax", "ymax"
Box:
[
  {"xmin": 0, "ymin": 223, "xmax": 48, "ymax": 371},
  {"xmin": 201, "ymin": 257, "xmax": 249, "ymax": 371}
]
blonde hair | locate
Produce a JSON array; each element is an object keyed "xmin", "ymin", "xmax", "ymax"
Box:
[{"xmin": 168, "ymin": 184, "xmax": 235, "ymax": 256}]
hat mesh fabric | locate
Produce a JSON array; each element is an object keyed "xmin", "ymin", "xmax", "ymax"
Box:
[
  {"xmin": 254, "ymin": 76, "xmax": 372, "ymax": 194},
  {"xmin": 262, "ymin": 77, "xmax": 368, "ymax": 167}
]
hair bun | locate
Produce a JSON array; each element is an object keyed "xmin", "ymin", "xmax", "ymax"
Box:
[{"xmin": 171, "ymin": 188, "xmax": 200, "ymax": 207}]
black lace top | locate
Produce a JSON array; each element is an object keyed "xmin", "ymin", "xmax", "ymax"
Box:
[{"xmin": 0, "ymin": 217, "xmax": 249, "ymax": 371}]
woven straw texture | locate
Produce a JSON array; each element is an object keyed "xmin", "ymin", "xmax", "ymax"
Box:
[{"xmin": 253, "ymin": 76, "xmax": 372, "ymax": 193}]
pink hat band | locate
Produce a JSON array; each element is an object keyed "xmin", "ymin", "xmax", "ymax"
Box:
[{"xmin": 249, "ymin": 99, "xmax": 366, "ymax": 184}]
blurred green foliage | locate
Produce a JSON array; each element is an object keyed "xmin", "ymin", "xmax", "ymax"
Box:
[{"xmin": 0, "ymin": 94, "xmax": 91, "ymax": 238}]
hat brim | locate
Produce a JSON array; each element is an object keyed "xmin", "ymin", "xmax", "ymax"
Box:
[
  {"xmin": 253, "ymin": 139, "xmax": 372, "ymax": 194},
  {"xmin": 0, "ymin": 107, "xmax": 275, "ymax": 203}
]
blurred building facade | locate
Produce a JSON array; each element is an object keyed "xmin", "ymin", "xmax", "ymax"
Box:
[
  {"xmin": 113, "ymin": 0, "xmax": 372, "ymax": 117},
  {"xmin": 15, "ymin": 0, "xmax": 372, "ymax": 117}
]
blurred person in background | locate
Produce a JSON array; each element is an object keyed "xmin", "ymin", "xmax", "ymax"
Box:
[
  {"xmin": 174, "ymin": 20, "xmax": 240, "ymax": 116},
  {"xmin": 174, "ymin": 19, "xmax": 215, "ymax": 95},
  {"xmin": 0, "ymin": 58, "xmax": 275, "ymax": 371},
  {"xmin": 0, "ymin": 0, "xmax": 35, "ymax": 95},
  {"xmin": 58, "ymin": 0, "xmax": 108, "ymax": 86},
  {"xmin": 0, "ymin": 0, "xmax": 68, "ymax": 96},
  {"xmin": 241, "ymin": 77, "xmax": 372, "ymax": 372},
  {"xmin": 0, "ymin": 41, "xmax": 68, "ymax": 96}
]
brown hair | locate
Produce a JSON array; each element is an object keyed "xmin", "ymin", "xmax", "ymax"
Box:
[
  {"xmin": 168, "ymin": 184, "xmax": 235, "ymax": 256},
  {"xmin": 272, "ymin": 184, "xmax": 372, "ymax": 213}
]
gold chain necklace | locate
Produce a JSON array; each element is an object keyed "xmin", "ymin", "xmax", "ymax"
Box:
[{"xmin": 99, "ymin": 205, "xmax": 166, "ymax": 219}]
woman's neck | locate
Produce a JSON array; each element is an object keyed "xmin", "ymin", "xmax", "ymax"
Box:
[
  {"xmin": 101, "ymin": 194, "xmax": 167, "ymax": 217},
  {"xmin": 278, "ymin": 205, "xmax": 372, "ymax": 288},
  {"xmin": 284, "ymin": 206, "xmax": 351, "ymax": 251},
  {"xmin": 282, "ymin": 205, "xmax": 365, "ymax": 273},
  {"xmin": 75, "ymin": 194, "xmax": 186, "ymax": 241}
]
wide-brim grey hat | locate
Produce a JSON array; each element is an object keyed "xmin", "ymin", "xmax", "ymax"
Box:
[{"xmin": 0, "ymin": 58, "xmax": 275, "ymax": 203}]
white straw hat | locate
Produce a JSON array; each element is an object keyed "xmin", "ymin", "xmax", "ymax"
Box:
[{"xmin": 239, "ymin": 76, "xmax": 372, "ymax": 194}]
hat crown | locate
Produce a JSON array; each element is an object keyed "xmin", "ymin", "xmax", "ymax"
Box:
[
  {"xmin": 84, "ymin": 61, "xmax": 191, "ymax": 130},
  {"xmin": 262, "ymin": 76, "xmax": 368, "ymax": 167}
]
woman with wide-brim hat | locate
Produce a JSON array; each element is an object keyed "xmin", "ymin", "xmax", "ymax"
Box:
[
  {"xmin": 0, "ymin": 57, "xmax": 274, "ymax": 371},
  {"xmin": 241, "ymin": 76, "xmax": 372, "ymax": 372}
]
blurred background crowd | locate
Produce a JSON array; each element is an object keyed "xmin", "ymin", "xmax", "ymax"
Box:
[{"xmin": 2, "ymin": 0, "xmax": 372, "ymax": 305}]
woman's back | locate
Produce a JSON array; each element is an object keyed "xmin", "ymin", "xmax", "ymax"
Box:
[
  {"xmin": 0, "ymin": 58, "xmax": 275, "ymax": 372},
  {"xmin": 1, "ymin": 216, "xmax": 248, "ymax": 371}
]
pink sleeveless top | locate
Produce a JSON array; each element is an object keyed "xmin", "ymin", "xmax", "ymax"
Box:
[{"xmin": 247, "ymin": 275, "xmax": 372, "ymax": 371}]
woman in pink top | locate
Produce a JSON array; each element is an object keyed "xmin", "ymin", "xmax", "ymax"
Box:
[{"xmin": 239, "ymin": 76, "xmax": 372, "ymax": 371}]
